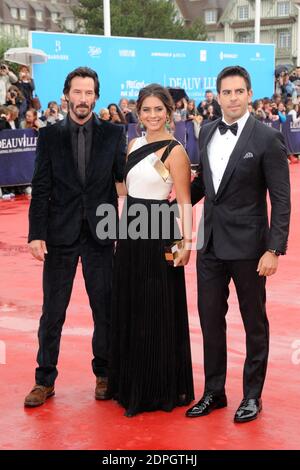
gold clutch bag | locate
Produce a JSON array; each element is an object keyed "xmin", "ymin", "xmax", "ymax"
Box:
[{"xmin": 164, "ymin": 239, "xmax": 184, "ymax": 266}]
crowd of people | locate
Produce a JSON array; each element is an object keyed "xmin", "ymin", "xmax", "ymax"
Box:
[{"xmin": 0, "ymin": 62, "xmax": 299, "ymax": 200}]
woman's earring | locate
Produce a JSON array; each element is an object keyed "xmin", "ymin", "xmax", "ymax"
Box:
[{"xmin": 166, "ymin": 116, "xmax": 171, "ymax": 130}]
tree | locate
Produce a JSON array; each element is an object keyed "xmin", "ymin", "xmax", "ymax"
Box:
[
  {"xmin": 0, "ymin": 35, "xmax": 28, "ymax": 74},
  {"xmin": 73, "ymin": 0, "xmax": 207, "ymax": 41}
]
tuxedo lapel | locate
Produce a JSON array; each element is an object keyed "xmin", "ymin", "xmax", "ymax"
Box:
[
  {"xmin": 215, "ymin": 114, "xmax": 256, "ymax": 200},
  {"xmin": 202, "ymin": 119, "xmax": 221, "ymax": 199}
]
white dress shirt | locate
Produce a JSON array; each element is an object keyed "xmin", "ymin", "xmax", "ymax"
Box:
[{"xmin": 207, "ymin": 111, "xmax": 250, "ymax": 193}]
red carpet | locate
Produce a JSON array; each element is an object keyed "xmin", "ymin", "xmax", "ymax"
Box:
[{"xmin": 0, "ymin": 164, "xmax": 299, "ymax": 450}]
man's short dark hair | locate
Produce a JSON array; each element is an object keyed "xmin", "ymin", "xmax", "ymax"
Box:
[
  {"xmin": 216, "ymin": 66, "xmax": 252, "ymax": 93},
  {"xmin": 63, "ymin": 67, "xmax": 100, "ymax": 98}
]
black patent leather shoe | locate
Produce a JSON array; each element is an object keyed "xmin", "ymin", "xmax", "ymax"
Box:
[
  {"xmin": 234, "ymin": 398, "xmax": 262, "ymax": 423},
  {"xmin": 185, "ymin": 393, "xmax": 227, "ymax": 418}
]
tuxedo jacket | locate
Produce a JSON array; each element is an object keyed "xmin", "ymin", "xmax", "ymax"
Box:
[
  {"xmin": 28, "ymin": 114, "xmax": 126, "ymax": 246},
  {"xmin": 191, "ymin": 115, "xmax": 291, "ymax": 260}
]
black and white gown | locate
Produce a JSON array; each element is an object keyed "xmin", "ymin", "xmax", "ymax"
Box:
[{"xmin": 108, "ymin": 136, "xmax": 194, "ymax": 416}]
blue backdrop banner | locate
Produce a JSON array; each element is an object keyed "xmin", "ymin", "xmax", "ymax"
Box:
[
  {"xmin": 30, "ymin": 32, "xmax": 275, "ymax": 111},
  {"xmin": 0, "ymin": 129, "xmax": 38, "ymax": 186}
]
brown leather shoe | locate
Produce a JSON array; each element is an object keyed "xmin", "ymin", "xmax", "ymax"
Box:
[
  {"xmin": 24, "ymin": 384, "xmax": 55, "ymax": 407},
  {"xmin": 95, "ymin": 377, "xmax": 111, "ymax": 400}
]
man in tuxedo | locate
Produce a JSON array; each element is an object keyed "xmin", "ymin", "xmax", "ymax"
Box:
[
  {"xmin": 24, "ymin": 67, "xmax": 126, "ymax": 407},
  {"xmin": 186, "ymin": 66, "xmax": 290, "ymax": 423}
]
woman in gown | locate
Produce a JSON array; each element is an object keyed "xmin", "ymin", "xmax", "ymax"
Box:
[{"xmin": 108, "ymin": 84, "xmax": 194, "ymax": 417}]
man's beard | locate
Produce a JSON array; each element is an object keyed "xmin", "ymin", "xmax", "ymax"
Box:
[{"xmin": 69, "ymin": 101, "xmax": 95, "ymax": 120}]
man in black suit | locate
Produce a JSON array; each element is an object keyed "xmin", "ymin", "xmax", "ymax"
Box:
[
  {"xmin": 186, "ymin": 66, "xmax": 290, "ymax": 422},
  {"xmin": 24, "ymin": 67, "xmax": 126, "ymax": 407},
  {"xmin": 197, "ymin": 89, "xmax": 222, "ymax": 120}
]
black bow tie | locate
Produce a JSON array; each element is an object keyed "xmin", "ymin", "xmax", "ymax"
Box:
[{"xmin": 218, "ymin": 121, "xmax": 238, "ymax": 136}]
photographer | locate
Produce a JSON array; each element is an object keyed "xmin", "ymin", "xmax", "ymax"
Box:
[
  {"xmin": 197, "ymin": 89, "xmax": 222, "ymax": 120},
  {"xmin": 16, "ymin": 65, "xmax": 35, "ymax": 111},
  {"xmin": 5, "ymin": 85, "xmax": 27, "ymax": 120},
  {"xmin": 0, "ymin": 63, "xmax": 18, "ymax": 105},
  {"xmin": 41, "ymin": 101, "xmax": 64, "ymax": 125}
]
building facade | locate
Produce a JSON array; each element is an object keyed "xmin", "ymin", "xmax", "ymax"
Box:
[
  {"xmin": 0, "ymin": 0, "xmax": 78, "ymax": 40},
  {"xmin": 175, "ymin": 0, "xmax": 300, "ymax": 65},
  {"xmin": 175, "ymin": 0, "xmax": 228, "ymax": 42}
]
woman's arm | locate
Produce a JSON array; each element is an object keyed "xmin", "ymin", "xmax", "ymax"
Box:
[
  {"xmin": 167, "ymin": 144, "xmax": 192, "ymax": 266},
  {"xmin": 115, "ymin": 181, "xmax": 127, "ymax": 196}
]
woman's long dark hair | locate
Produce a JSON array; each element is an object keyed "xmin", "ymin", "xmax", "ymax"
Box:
[{"xmin": 136, "ymin": 84, "xmax": 174, "ymax": 121}]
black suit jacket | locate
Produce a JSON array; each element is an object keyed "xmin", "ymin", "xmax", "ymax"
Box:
[
  {"xmin": 28, "ymin": 114, "xmax": 126, "ymax": 246},
  {"xmin": 191, "ymin": 115, "xmax": 291, "ymax": 259}
]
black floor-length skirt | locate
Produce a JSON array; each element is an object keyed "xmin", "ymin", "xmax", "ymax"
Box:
[{"xmin": 108, "ymin": 196, "xmax": 194, "ymax": 415}]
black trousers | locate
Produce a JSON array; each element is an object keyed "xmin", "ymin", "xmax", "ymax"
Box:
[
  {"xmin": 197, "ymin": 243, "xmax": 269, "ymax": 399},
  {"xmin": 35, "ymin": 221, "xmax": 113, "ymax": 386}
]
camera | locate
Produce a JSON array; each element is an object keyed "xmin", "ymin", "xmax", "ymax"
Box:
[
  {"xmin": 49, "ymin": 107, "xmax": 56, "ymax": 114},
  {"xmin": 10, "ymin": 91, "xmax": 16, "ymax": 98},
  {"xmin": 0, "ymin": 64, "xmax": 7, "ymax": 70}
]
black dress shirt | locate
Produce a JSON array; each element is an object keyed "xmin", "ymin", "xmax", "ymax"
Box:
[{"xmin": 69, "ymin": 114, "xmax": 93, "ymax": 180}]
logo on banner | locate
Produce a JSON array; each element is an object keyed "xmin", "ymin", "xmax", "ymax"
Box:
[
  {"xmin": 168, "ymin": 76, "xmax": 216, "ymax": 92},
  {"xmin": 88, "ymin": 46, "xmax": 102, "ymax": 58},
  {"xmin": 199, "ymin": 50, "xmax": 207, "ymax": 62},
  {"xmin": 55, "ymin": 40, "xmax": 61, "ymax": 53},
  {"xmin": 119, "ymin": 49, "xmax": 136, "ymax": 57},
  {"xmin": 219, "ymin": 52, "xmax": 238, "ymax": 60},
  {"xmin": 0, "ymin": 132, "xmax": 38, "ymax": 154},
  {"xmin": 48, "ymin": 39, "xmax": 69, "ymax": 61},
  {"xmin": 250, "ymin": 51, "xmax": 265, "ymax": 62},
  {"xmin": 151, "ymin": 51, "xmax": 186, "ymax": 59},
  {"xmin": 120, "ymin": 80, "xmax": 148, "ymax": 98}
]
